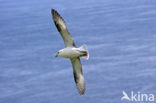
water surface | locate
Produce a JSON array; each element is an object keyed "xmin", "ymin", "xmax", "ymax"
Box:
[{"xmin": 0, "ymin": 0, "xmax": 156, "ymax": 103}]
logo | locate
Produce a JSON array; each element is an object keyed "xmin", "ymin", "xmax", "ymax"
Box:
[{"xmin": 121, "ymin": 91, "xmax": 155, "ymax": 102}]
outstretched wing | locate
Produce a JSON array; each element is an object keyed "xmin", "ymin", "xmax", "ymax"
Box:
[
  {"xmin": 70, "ymin": 58, "xmax": 85, "ymax": 95},
  {"xmin": 51, "ymin": 9, "xmax": 76, "ymax": 47}
]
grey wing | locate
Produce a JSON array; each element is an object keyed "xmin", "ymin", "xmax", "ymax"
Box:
[
  {"xmin": 70, "ymin": 58, "xmax": 85, "ymax": 95},
  {"xmin": 51, "ymin": 9, "xmax": 76, "ymax": 47}
]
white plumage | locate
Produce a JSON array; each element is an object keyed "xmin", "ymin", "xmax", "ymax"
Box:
[{"xmin": 51, "ymin": 9, "xmax": 89, "ymax": 95}]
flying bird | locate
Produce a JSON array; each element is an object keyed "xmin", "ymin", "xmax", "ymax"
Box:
[{"xmin": 51, "ymin": 9, "xmax": 89, "ymax": 95}]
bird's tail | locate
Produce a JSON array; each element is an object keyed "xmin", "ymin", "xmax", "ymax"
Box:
[{"xmin": 79, "ymin": 44, "xmax": 89, "ymax": 60}]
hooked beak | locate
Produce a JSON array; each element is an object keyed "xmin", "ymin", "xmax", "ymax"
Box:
[{"xmin": 55, "ymin": 54, "xmax": 58, "ymax": 58}]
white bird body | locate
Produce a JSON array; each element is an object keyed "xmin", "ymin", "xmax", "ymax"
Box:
[
  {"xmin": 58, "ymin": 47, "xmax": 80, "ymax": 58},
  {"xmin": 51, "ymin": 9, "xmax": 89, "ymax": 95},
  {"xmin": 58, "ymin": 46, "xmax": 89, "ymax": 59}
]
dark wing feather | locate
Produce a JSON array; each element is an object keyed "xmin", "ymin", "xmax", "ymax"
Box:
[
  {"xmin": 70, "ymin": 58, "xmax": 85, "ymax": 95},
  {"xmin": 51, "ymin": 9, "xmax": 76, "ymax": 47}
]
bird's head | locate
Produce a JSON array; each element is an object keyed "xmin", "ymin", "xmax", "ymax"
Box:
[{"xmin": 55, "ymin": 49, "xmax": 63, "ymax": 57}]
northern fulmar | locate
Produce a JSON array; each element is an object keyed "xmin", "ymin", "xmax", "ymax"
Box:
[{"xmin": 51, "ymin": 9, "xmax": 89, "ymax": 95}]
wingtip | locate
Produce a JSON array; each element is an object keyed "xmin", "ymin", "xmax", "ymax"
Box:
[
  {"xmin": 79, "ymin": 90, "xmax": 85, "ymax": 95},
  {"xmin": 51, "ymin": 9, "xmax": 64, "ymax": 19},
  {"xmin": 51, "ymin": 8, "xmax": 56, "ymax": 16},
  {"xmin": 76, "ymin": 74, "xmax": 86, "ymax": 95},
  {"xmin": 51, "ymin": 8, "xmax": 55, "ymax": 12},
  {"xmin": 77, "ymin": 87, "xmax": 85, "ymax": 95},
  {"xmin": 78, "ymin": 85, "xmax": 85, "ymax": 95}
]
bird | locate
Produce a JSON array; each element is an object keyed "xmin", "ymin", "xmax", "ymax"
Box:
[{"xmin": 51, "ymin": 9, "xmax": 89, "ymax": 95}]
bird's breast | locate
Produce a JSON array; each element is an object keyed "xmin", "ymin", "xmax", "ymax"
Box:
[{"xmin": 61, "ymin": 47, "xmax": 81, "ymax": 58}]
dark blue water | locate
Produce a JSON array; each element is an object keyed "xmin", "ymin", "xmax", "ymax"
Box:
[{"xmin": 0, "ymin": 0, "xmax": 156, "ymax": 103}]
